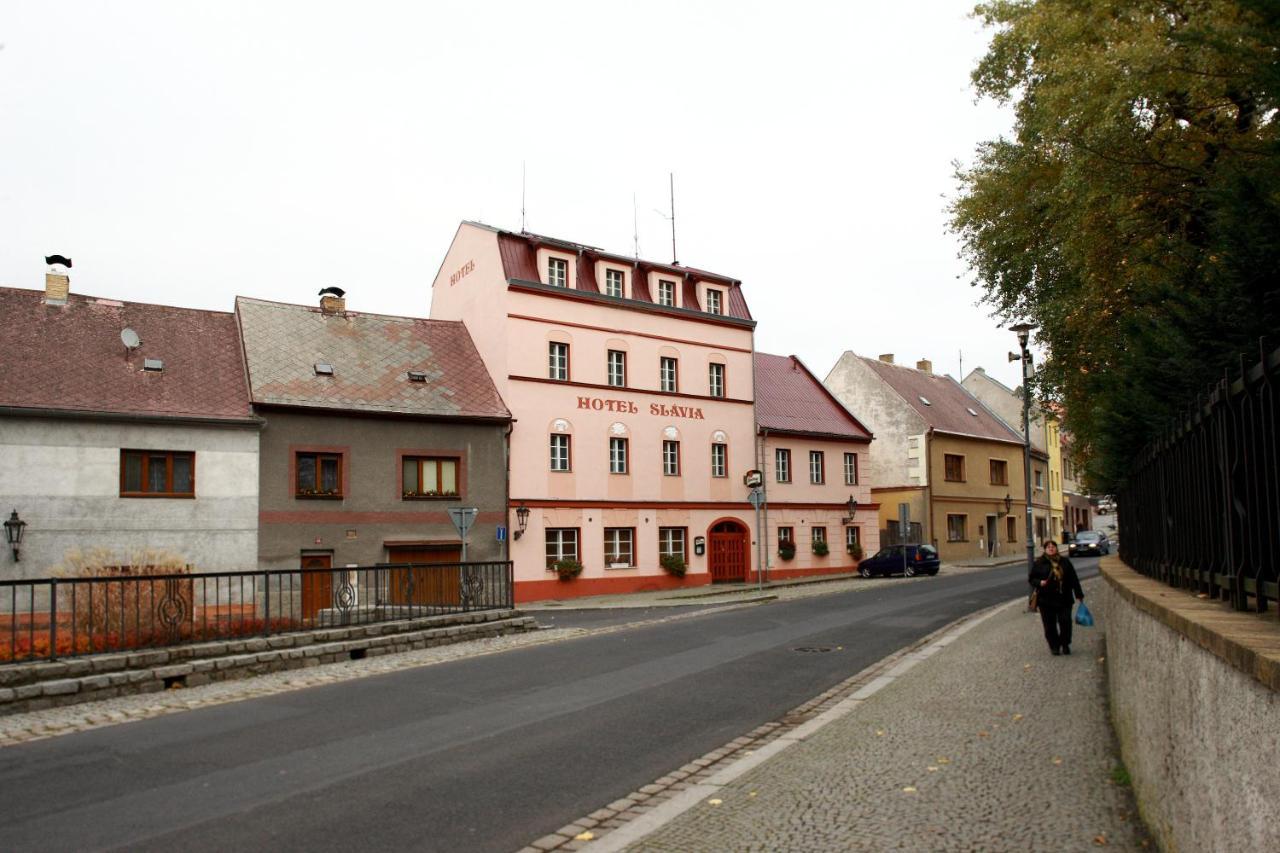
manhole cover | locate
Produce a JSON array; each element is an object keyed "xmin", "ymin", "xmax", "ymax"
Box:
[{"xmin": 793, "ymin": 645, "xmax": 836, "ymax": 654}]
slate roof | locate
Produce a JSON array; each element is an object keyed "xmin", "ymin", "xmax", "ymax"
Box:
[
  {"xmin": 755, "ymin": 352, "xmax": 873, "ymax": 441},
  {"xmin": 493, "ymin": 226, "xmax": 754, "ymax": 322},
  {"xmin": 859, "ymin": 356, "xmax": 1024, "ymax": 444},
  {"xmin": 235, "ymin": 297, "xmax": 509, "ymax": 419},
  {"xmin": 0, "ymin": 286, "xmax": 253, "ymax": 421}
]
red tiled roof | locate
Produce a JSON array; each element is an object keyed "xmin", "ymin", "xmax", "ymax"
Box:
[
  {"xmin": 755, "ymin": 353, "xmax": 873, "ymax": 440},
  {"xmin": 236, "ymin": 297, "xmax": 509, "ymax": 419},
  {"xmin": 860, "ymin": 356, "xmax": 1023, "ymax": 444},
  {"xmin": 495, "ymin": 229, "xmax": 753, "ymax": 322},
  {"xmin": 0, "ymin": 287, "xmax": 253, "ymax": 421}
]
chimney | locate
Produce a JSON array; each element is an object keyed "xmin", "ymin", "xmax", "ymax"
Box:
[
  {"xmin": 916, "ymin": 359, "xmax": 933, "ymax": 374},
  {"xmin": 44, "ymin": 255, "xmax": 71, "ymax": 305},
  {"xmin": 878, "ymin": 354, "xmax": 894, "ymax": 364},
  {"xmin": 319, "ymin": 286, "xmax": 346, "ymax": 315}
]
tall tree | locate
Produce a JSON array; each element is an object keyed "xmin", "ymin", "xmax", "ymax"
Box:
[{"xmin": 951, "ymin": 0, "xmax": 1280, "ymax": 490}]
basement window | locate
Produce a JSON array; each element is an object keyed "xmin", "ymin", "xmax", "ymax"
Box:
[
  {"xmin": 143, "ymin": 358, "xmax": 164, "ymax": 372},
  {"xmin": 314, "ymin": 363, "xmax": 334, "ymax": 376}
]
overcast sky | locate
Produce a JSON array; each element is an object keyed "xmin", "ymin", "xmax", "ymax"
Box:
[{"xmin": 1, "ymin": 1, "xmax": 1036, "ymax": 389}]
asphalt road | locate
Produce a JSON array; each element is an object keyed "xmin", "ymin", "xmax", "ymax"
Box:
[{"xmin": 0, "ymin": 558, "xmax": 1098, "ymax": 853}]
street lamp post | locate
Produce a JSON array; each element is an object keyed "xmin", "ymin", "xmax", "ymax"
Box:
[{"xmin": 1010, "ymin": 323, "xmax": 1036, "ymax": 574}]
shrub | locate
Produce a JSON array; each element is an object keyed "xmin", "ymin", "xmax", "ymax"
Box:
[
  {"xmin": 55, "ymin": 548, "xmax": 195, "ymax": 648},
  {"xmin": 553, "ymin": 559, "xmax": 583, "ymax": 580},
  {"xmin": 778, "ymin": 542, "xmax": 796, "ymax": 561},
  {"xmin": 660, "ymin": 553, "xmax": 687, "ymax": 578},
  {"xmin": 847, "ymin": 543, "xmax": 864, "ymax": 561},
  {"xmin": 813, "ymin": 540, "xmax": 830, "ymax": 557}
]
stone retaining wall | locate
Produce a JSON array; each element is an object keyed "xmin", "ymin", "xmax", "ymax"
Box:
[
  {"xmin": 1100, "ymin": 557, "xmax": 1280, "ymax": 853},
  {"xmin": 0, "ymin": 609, "xmax": 536, "ymax": 715}
]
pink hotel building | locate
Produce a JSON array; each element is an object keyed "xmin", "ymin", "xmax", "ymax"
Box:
[{"xmin": 430, "ymin": 221, "xmax": 876, "ymax": 601}]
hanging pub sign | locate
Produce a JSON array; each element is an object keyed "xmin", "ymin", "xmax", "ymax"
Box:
[{"xmin": 743, "ymin": 469, "xmax": 763, "ymax": 488}]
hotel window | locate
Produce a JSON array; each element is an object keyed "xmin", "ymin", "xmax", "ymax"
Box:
[
  {"xmin": 708, "ymin": 363, "xmax": 725, "ymax": 398},
  {"xmin": 663, "ymin": 440, "xmax": 680, "ymax": 476},
  {"xmin": 657, "ymin": 279, "xmax": 676, "ymax": 306},
  {"xmin": 845, "ymin": 526, "xmax": 860, "ymax": 548},
  {"xmin": 604, "ymin": 268, "xmax": 624, "ymax": 298},
  {"xmin": 545, "ymin": 528, "xmax": 579, "ymax": 568},
  {"xmin": 121, "ymin": 450, "xmax": 195, "ymax": 498},
  {"xmin": 779, "ymin": 526, "xmax": 794, "ymax": 544},
  {"xmin": 843, "ymin": 452, "xmax": 858, "ymax": 485},
  {"xmin": 711, "ymin": 443, "xmax": 728, "ymax": 478},
  {"xmin": 548, "ymin": 257, "xmax": 568, "ymax": 288},
  {"xmin": 809, "ymin": 451, "xmax": 825, "ymax": 484},
  {"xmin": 548, "ymin": 342, "xmax": 569, "ymax": 381},
  {"xmin": 947, "ymin": 514, "xmax": 967, "ymax": 542},
  {"xmin": 811, "ymin": 527, "xmax": 827, "ymax": 546},
  {"xmin": 609, "ymin": 437, "xmax": 628, "ymax": 474},
  {"xmin": 775, "ymin": 448, "xmax": 791, "ymax": 483},
  {"xmin": 659, "ymin": 527, "xmax": 687, "ymax": 560},
  {"xmin": 402, "ymin": 456, "xmax": 459, "ymax": 498},
  {"xmin": 705, "ymin": 289, "xmax": 723, "ymax": 315},
  {"xmin": 660, "ymin": 357, "xmax": 678, "ymax": 393},
  {"xmin": 1007, "ymin": 516, "xmax": 1017, "ymax": 543},
  {"xmin": 550, "ymin": 434, "xmax": 571, "ymax": 471},
  {"xmin": 990, "ymin": 459, "xmax": 1009, "ymax": 486},
  {"xmin": 295, "ymin": 451, "xmax": 342, "ymax": 498},
  {"xmin": 604, "ymin": 528, "xmax": 635, "ymax": 568},
  {"xmin": 944, "ymin": 454, "xmax": 965, "ymax": 482},
  {"xmin": 607, "ymin": 350, "xmax": 627, "ymax": 387}
]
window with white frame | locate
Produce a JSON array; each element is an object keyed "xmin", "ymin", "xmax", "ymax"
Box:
[
  {"xmin": 662, "ymin": 440, "xmax": 680, "ymax": 476},
  {"xmin": 711, "ymin": 443, "xmax": 727, "ymax": 478},
  {"xmin": 607, "ymin": 350, "xmax": 626, "ymax": 387},
  {"xmin": 778, "ymin": 526, "xmax": 793, "ymax": 543},
  {"xmin": 550, "ymin": 434, "xmax": 571, "ymax": 471},
  {"xmin": 708, "ymin": 363, "xmax": 725, "ymax": 398},
  {"xmin": 545, "ymin": 528, "xmax": 578, "ymax": 568},
  {"xmin": 809, "ymin": 450, "xmax": 825, "ymax": 484},
  {"xmin": 657, "ymin": 280, "xmax": 676, "ymax": 306},
  {"xmin": 548, "ymin": 342, "xmax": 569, "ymax": 381},
  {"xmin": 548, "ymin": 257, "xmax": 568, "ymax": 288},
  {"xmin": 705, "ymin": 289, "xmax": 723, "ymax": 315},
  {"xmin": 658, "ymin": 527, "xmax": 686, "ymax": 560},
  {"xmin": 660, "ymin": 357, "xmax": 678, "ymax": 393},
  {"xmin": 811, "ymin": 527, "xmax": 827, "ymax": 545},
  {"xmin": 604, "ymin": 268, "xmax": 624, "ymax": 298},
  {"xmin": 775, "ymin": 448, "xmax": 791, "ymax": 482},
  {"xmin": 604, "ymin": 528, "xmax": 635, "ymax": 567},
  {"xmin": 609, "ymin": 437, "xmax": 628, "ymax": 474},
  {"xmin": 844, "ymin": 452, "xmax": 858, "ymax": 485},
  {"xmin": 1035, "ymin": 469, "xmax": 1044, "ymax": 490},
  {"xmin": 845, "ymin": 526, "xmax": 860, "ymax": 548}
]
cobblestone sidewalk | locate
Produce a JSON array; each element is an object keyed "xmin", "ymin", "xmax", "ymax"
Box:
[{"xmin": 600, "ymin": 579, "xmax": 1150, "ymax": 852}]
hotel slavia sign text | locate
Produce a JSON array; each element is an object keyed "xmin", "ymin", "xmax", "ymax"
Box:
[{"xmin": 576, "ymin": 395, "xmax": 705, "ymax": 420}]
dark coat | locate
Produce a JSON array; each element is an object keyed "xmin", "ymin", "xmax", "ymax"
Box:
[{"xmin": 1029, "ymin": 555, "xmax": 1084, "ymax": 610}]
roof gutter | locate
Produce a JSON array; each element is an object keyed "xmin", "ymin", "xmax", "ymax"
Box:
[{"xmin": 0, "ymin": 405, "xmax": 263, "ymax": 428}]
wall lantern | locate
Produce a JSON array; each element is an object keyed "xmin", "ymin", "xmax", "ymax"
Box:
[
  {"xmin": 513, "ymin": 504, "xmax": 531, "ymax": 540},
  {"xmin": 842, "ymin": 495, "xmax": 859, "ymax": 525},
  {"xmin": 1002, "ymin": 493, "xmax": 1013, "ymax": 516},
  {"xmin": 4, "ymin": 509, "xmax": 27, "ymax": 562}
]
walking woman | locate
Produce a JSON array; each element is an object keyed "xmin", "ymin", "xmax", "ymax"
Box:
[{"xmin": 1029, "ymin": 540, "xmax": 1084, "ymax": 655}]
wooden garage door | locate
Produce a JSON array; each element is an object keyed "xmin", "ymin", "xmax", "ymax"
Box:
[{"xmin": 386, "ymin": 546, "xmax": 462, "ymax": 606}]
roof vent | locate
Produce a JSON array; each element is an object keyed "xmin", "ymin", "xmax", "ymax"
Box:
[
  {"xmin": 966, "ymin": 407, "xmax": 979, "ymax": 417},
  {"xmin": 407, "ymin": 370, "xmax": 427, "ymax": 382},
  {"xmin": 314, "ymin": 362, "xmax": 335, "ymax": 376},
  {"xmin": 918, "ymin": 396, "xmax": 932, "ymax": 406},
  {"xmin": 143, "ymin": 358, "xmax": 164, "ymax": 372}
]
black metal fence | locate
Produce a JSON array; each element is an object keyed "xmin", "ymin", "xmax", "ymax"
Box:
[
  {"xmin": 1118, "ymin": 341, "xmax": 1279, "ymax": 616},
  {"xmin": 1, "ymin": 561, "xmax": 514, "ymax": 664}
]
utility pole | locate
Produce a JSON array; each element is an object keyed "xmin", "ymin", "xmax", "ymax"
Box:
[{"xmin": 1010, "ymin": 324, "xmax": 1037, "ymax": 574}]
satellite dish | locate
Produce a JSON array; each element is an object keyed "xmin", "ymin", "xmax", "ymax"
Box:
[{"xmin": 121, "ymin": 328, "xmax": 141, "ymax": 350}]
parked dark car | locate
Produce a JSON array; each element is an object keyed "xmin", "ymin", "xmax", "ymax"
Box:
[
  {"xmin": 858, "ymin": 544, "xmax": 940, "ymax": 578},
  {"xmin": 1068, "ymin": 529, "xmax": 1111, "ymax": 557}
]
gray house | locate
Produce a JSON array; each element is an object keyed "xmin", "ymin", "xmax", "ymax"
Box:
[{"xmin": 235, "ymin": 292, "xmax": 511, "ymax": 588}]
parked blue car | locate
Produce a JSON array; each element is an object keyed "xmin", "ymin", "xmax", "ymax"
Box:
[{"xmin": 858, "ymin": 544, "xmax": 941, "ymax": 578}]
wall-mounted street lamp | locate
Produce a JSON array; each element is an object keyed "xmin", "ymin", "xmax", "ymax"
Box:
[
  {"xmin": 843, "ymin": 495, "xmax": 859, "ymax": 525},
  {"xmin": 513, "ymin": 504, "xmax": 531, "ymax": 540},
  {"xmin": 1009, "ymin": 322, "xmax": 1036, "ymax": 574},
  {"xmin": 4, "ymin": 509, "xmax": 27, "ymax": 562},
  {"xmin": 1000, "ymin": 493, "xmax": 1013, "ymax": 516}
]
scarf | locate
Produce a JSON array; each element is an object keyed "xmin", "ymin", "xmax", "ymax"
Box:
[{"xmin": 1048, "ymin": 554, "xmax": 1063, "ymax": 590}]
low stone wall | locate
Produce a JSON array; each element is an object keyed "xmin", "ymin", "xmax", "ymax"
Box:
[
  {"xmin": 1100, "ymin": 557, "xmax": 1280, "ymax": 852},
  {"xmin": 0, "ymin": 609, "xmax": 536, "ymax": 715}
]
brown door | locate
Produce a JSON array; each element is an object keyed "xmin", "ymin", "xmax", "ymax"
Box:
[
  {"xmin": 300, "ymin": 553, "xmax": 333, "ymax": 619},
  {"xmin": 386, "ymin": 546, "xmax": 462, "ymax": 606},
  {"xmin": 708, "ymin": 520, "xmax": 749, "ymax": 583}
]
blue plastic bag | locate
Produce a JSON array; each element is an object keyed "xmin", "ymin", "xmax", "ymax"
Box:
[{"xmin": 1075, "ymin": 601, "xmax": 1094, "ymax": 627}]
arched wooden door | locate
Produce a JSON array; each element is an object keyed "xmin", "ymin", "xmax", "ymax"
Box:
[{"xmin": 708, "ymin": 519, "xmax": 749, "ymax": 583}]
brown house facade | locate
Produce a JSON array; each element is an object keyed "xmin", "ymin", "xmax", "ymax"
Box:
[{"xmin": 236, "ymin": 294, "xmax": 511, "ymax": 573}]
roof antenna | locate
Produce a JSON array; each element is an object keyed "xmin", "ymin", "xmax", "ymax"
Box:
[
  {"xmin": 959, "ymin": 349, "xmax": 963, "ymax": 379},
  {"xmin": 633, "ymin": 193, "xmax": 640, "ymax": 259},
  {"xmin": 521, "ymin": 161, "xmax": 527, "ymax": 232},
  {"xmin": 669, "ymin": 172, "xmax": 677, "ymax": 265}
]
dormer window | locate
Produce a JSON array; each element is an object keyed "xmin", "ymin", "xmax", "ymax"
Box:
[
  {"xmin": 657, "ymin": 280, "xmax": 676, "ymax": 307},
  {"xmin": 604, "ymin": 269, "xmax": 624, "ymax": 298},
  {"xmin": 705, "ymin": 289, "xmax": 723, "ymax": 315},
  {"xmin": 548, "ymin": 257, "xmax": 568, "ymax": 288}
]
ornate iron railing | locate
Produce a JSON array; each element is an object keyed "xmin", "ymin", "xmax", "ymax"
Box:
[
  {"xmin": 1118, "ymin": 341, "xmax": 1279, "ymax": 616},
  {"xmin": 0, "ymin": 561, "xmax": 514, "ymax": 663}
]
